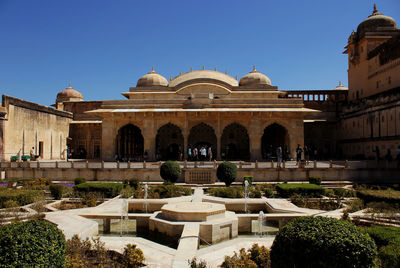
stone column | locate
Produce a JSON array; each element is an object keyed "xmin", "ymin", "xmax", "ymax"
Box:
[
  {"xmin": 0, "ymin": 118, "xmax": 4, "ymax": 161},
  {"xmin": 249, "ymin": 134, "xmax": 262, "ymax": 161},
  {"xmin": 143, "ymin": 119, "xmax": 156, "ymax": 161},
  {"xmin": 216, "ymin": 134, "xmax": 221, "ymax": 160},
  {"xmin": 101, "ymin": 119, "xmax": 115, "ymax": 161}
]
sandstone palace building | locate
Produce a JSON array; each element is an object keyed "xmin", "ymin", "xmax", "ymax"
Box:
[{"xmin": 0, "ymin": 5, "xmax": 399, "ymax": 162}]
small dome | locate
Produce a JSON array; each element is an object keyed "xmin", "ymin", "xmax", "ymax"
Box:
[
  {"xmin": 357, "ymin": 4, "xmax": 398, "ymax": 35},
  {"xmin": 333, "ymin": 81, "xmax": 348, "ymax": 91},
  {"xmin": 136, "ymin": 67, "xmax": 168, "ymax": 87},
  {"xmin": 56, "ymin": 83, "xmax": 83, "ymax": 103},
  {"xmin": 239, "ymin": 66, "xmax": 271, "ymax": 86}
]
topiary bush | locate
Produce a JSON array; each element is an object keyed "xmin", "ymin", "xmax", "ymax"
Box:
[
  {"xmin": 0, "ymin": 220, "xmax": 66, "ymax": 267},
  {"xmin": 270, "ymin": 216, "xmax": 377, "ymax": 268},
  {"xmin": 73, "ymin": 182, "xmax": 124, "ymax": 198},
  {"xmin": 217, "ymin": 161, "xmax": 237, "ymax": 186},
  {"xmin": 255, "ymin": 184, "xmax": 275, "ymax": 197},
  {"xmin": 221, "ymin": 243, "xmax": 270, "ymax": 268},
  {"xmin": 49, "ymin": 184, "xmax": 64, "ymax": 200},
  {"xmin": 74, "ymin": 177, "xmax": 86, "ymax": 185},
  {"xmin": 276, "ymin": 183, "xmax": 325, "ymax": 197},
  {"xmin": 308, "ymin": 176, "xmax": 322, "ymax": 185},
  {"xmin": 160, "ymin": 161, "xmax": 182, "ymax": 183}
]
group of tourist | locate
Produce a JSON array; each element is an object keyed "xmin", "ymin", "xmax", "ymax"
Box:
[{"xmin": 187, "ymin": 145, "xmax": 213, "ymax": 161}]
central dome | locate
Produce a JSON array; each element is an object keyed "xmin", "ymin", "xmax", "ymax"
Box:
[
  {"xmin": 169, "ymin": 69, "xmax": 238, "ymax": 87},
  {"xmin": 239, "ymin": 66, "xmax": 271, "ymax": 86},
  {"xmin": 357, "ymin": 4, "xmax": 398, "ymax": 35}
]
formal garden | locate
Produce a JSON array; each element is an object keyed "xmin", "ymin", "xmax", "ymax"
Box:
[{"xmin": 0, "ymin": 160, "xmax": 399, "ymax": 267}]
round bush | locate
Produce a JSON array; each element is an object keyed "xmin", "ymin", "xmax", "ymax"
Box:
[
  {"xmin": 0, "ymin": 220, "xmax": 66, "ymax": 267},
  {"xmin": 50, "ymin": 185, "xmax": 64, "ymax": 200},
  {"xmin": 74, "ymin": 177, "xmax": 86, "ymax": 185},
  {"xmin": 160, "ymin": 161, "xmax": 182, "ymax": 183},
  {"xmin": 217, "ymin": 161, "xmax": 237, "ymax": 186},
  {"xmin": 270, "ymin": 216, "xmax": 377, "ymax": 268}
]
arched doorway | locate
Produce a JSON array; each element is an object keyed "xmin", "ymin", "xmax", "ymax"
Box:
[
  {"xmin": 221, "ymin": 123, "xmax": 250, "ymax": 160},
  {"xmin": 188, "ymin": 123, "xmax": 217, "ymax": 160},
  {"xmin": 261, "ymin": 123, "xmax": 289, "ymax": 160},
  {"xmin": 116, "ymin": 124, "xmax": 144, "ymax": 161},
  {"xmin": 155, "ymin": 123, "xmax": 184, "ymax": 161}
]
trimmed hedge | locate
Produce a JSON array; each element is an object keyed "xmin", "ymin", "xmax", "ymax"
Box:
[
  {"xmin": 217, "ymin": 161, "xmax": 237, "ymax": 186},
  {"xmin": 365, "ymin": 225, "xmax": 400, "ymax": 268},
  {"xmin": 138, "ymin": 185, "xmax": 191, "ymax": 199},
  {"xmin": 50, "ymin": 185, "xmax": 64, "ymax": 200},
  {"xmin": 208, "ymin": 187, "xmax": 261, "ymax": 198},
  {"xmin": 73, "ymin": 182, "xmax": 124, "ymax": 198},
  {"xmin": 276, "ymin": 183, "xmax": 325, "ymax": 197},
  {"xmin": 160, "ymin": 161, "xmax": 182, "ymax": 183},
  {"xmin": 357, "ymin": 189, "xmax": 400, "ymax": 204},
  {"xmin": 270, "ymin": 216, "xmax": 377, "ymax": 268},
  {"xmin": 0, "ymin": 220, "xmax": 66, "ymax": 267},
  {"xmin": 0, "ymin": 189, "xmax": 43, "ymax": 208}
]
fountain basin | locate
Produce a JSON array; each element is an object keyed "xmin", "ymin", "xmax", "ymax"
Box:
[
  {"xmin": 161, "ymin": 202, "xmax": 226, "ymax": 222},
  {"xmin": 149, "ymin": 202, "xmax": 238, "ymax": 244}
]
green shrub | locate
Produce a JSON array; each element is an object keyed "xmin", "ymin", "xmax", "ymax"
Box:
[
  {"xmin": 74, "ymin": 177, "xmax": 86, "ymax": 185},
  {"xmin": 243, "ymin": 175, "xmax": 253, "ymax": 186},
  {"xmin": 73, "ymin": 182, "xmax": 123, "ymax": 198},
  {"xmin": 357, "ymin": 189, "xmax": 400, "ymax": 204},
  {"xmin": 270, "ymin": 216, "xmax": 377, "ymax": 268},
  {"xmin": 0, "ymin": 220, "xmax": 66, "ymax": 267},
  {"xmin": 135, "ymin": 185, "xmax": 191, "ymax": 199},
  {"xmin": 123, "ymin": 178, "xmax": 141, "ymax": 190},
  {"xmin": 365, "ymin": 226, "xmax": 400, "ymax": 268},
  {"xmin": 22, "ymin": 178, "xmax": 52, "ymax": 190},
  {"xmin": 217, "ymin": 161, "xmax": 238, "ymax": 187},
  {"xmin": 221, "ymin": 244, "xmax": 270, "ymax": 268},
  {"xmin": 208, "ymin": 187, "xmax": 244, "ymax": 198},
  {"xmin": 50, "ymin": 185, "xmax": 64, "ymax": 200},
  {"xmin": 276, "ymin": 183, "xmax": 325, "ymax": 198},
  {"xmin": 308, "ymin": 176, "xmax": 322, "ymax": 185},
  {"xmin": 207, "ymin": 186, "xmax": 261, "ymax": 199},
  {"xmin": 325, "ymin": 188, "xmax": 355, "ymax": 198},
  {"xmin": 255, "ymin": 184, "xmax": 275, "ymax": 197},
  {"xmin": 121, "ymin": 186, "xmax": 135, "ymax": 198},
  {"xmin": 160, "ymin": 161, "xmax": 182, "ymax": 183},
  {"xmin": 0, "ymin": 189, "xmax": 43, "ymax": 208},
  {"xmin": 344, "ymin": 198, "xmax": 364, "ymax": 213},
  {"xmin": 123, "ymin": 244, "xmax": 145, "ymax": 267}
]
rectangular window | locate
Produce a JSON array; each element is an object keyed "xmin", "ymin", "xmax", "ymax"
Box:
[{"xmin": 39, "ymin": 141, "xmax": 44, "ymax": 158}]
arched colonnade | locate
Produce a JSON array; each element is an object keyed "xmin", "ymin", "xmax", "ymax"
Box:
[{"xmin": 114, "ymin": 121, "xmax": 291, "ymax": 162}]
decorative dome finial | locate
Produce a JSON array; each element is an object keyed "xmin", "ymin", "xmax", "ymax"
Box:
[
  {"xmin": 151, "ymin": 66, "xmax": 155, "ymax": 72},
  {"xmin": 68, "ymin": 82, "xmax": 72, "ymax": 88},
  {"xmin": 373, "ymin": 3, "xmax": 377, "ymax": 13},
  {"xmin": 252, "ymin": 65, "xmax": 256, "ymax": 72},
  {"xmin": 339, "ymin": 81, "xmax": 342, "ymax": 86}
]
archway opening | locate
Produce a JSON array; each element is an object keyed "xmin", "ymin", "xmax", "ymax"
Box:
[
  {"xmin": 221, "ymin": 123, "xmax": 250, "ymax": 160},
  {"xmin": 188, "ymin": 123, "xmax": 217, "ymax": 161},
  {"xmin": 155, "ymin": 123, "xmax": 184, "ymax": 161},
  {"xmin": 116, "ymin": 124, "xmax": 144, "ymax": 161},
  {"xmin": 261, "ymin": 123, "xmax": 289, "ymax": 160}
]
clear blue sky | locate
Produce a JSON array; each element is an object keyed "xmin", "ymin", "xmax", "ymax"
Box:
[{"xmin": 0, "ymin": 0, "xmax": 399, "ymax": 105}]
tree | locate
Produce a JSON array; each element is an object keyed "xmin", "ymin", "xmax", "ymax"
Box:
[
  {"xmin": 160, "ymin": 161, "xmax": 182, "ymax": 183},
  {"xmin": 0, "ymin": 220, "xmax": 66, "ymax": 267},
  {"xmin": 217, "ymin": 161, "xmax": 237, "ymax": 186},
  {"xmin": 270, "ymin": 216, "xmax": 377, "ymax": 268}
]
